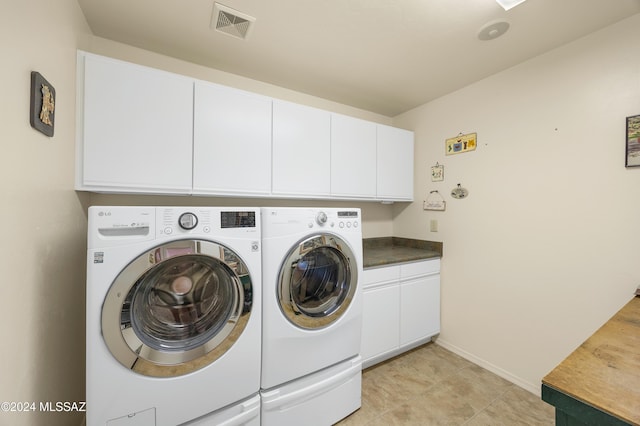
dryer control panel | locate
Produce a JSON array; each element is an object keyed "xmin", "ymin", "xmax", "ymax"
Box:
[
  {"xmin": 336, "ymin": 210, "xmax": 360, "ymax": 230},
  {"xmin": 308, "ymin": 210, "xmax": 359, "ymax": 230},
  {"xmin": 318, "ymin": 209, "xmax": 359, "ymax": 230},
  {"xmin": 261, "ymin": 208, "xmax": 360, "ymax": 237}
]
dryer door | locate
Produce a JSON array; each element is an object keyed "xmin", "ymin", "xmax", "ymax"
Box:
[
  {"xmin": 101, "ymin": 239, "xmax": 253, "ymax": 377},
  {"xmin": 278, "ymin": 233, "xmax": 358, "ymax": 329}
]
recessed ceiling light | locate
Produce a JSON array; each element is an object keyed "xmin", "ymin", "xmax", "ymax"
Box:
[
  {"xmin": 477, "ymin": 21, "xmax": 510, "ymax": 41},
  {"xmin": 496, "ymin": 0, "xmax": 527, "ymax": 11}
]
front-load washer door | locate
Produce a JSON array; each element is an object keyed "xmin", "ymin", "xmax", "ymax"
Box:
[
  {"xmin": 278, "ymin": 233, "xmax": 358, "ymax": 329},
  {"xmin": 101, "ymin": 239, "xmax": 253, "ymax": 377}
]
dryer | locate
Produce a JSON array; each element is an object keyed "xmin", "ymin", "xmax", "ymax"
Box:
[
  {"xmin": 86, "ymin": 206, "xmax": 261, "ymax": 426},
  {"xmin": 260, "ymin": 207, "xmax": 363, "ymax": 426}
]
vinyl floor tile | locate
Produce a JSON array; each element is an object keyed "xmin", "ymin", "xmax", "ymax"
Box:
[{"xmin": 336, "ymin": 343, "xmax": 554, "ymax": 426}]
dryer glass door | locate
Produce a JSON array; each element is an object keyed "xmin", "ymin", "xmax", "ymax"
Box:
[
  {"xmin": 101, "ymin": 239, "xmax": 253, "ymax": 377},
  {"xmin": 278, "ymin": 234, "xmax": 358, "ymax": 329}
]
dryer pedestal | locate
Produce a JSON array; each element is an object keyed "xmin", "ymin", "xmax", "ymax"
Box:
[{"xmin": 260, "ymin": 356, "xmax": 362, "ymax": 426}]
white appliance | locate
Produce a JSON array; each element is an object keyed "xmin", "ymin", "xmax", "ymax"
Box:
[
  {"xmin": 260, "ymin": 207, "xmax": 363, "ymax": 426},
  {"xmin": 86, "ymin": 206, "xmax": 261, "ymax": 426}
]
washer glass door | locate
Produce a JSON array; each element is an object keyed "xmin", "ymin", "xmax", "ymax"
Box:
[
  {"xmin": 102, "ymin": 239, "xmax": 252, "ymax": 377},
  {"xmin": 278, "ymin": 234, "xmax": 357, "ymax": 329}
]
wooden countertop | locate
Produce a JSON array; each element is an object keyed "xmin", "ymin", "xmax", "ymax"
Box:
[{"xmin": 542, "ymin": 296, "xmax": 640, "ymax": 425}]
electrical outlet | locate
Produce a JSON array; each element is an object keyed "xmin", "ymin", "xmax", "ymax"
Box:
[{"xmin": 430, "ymin": 219, "xmax": 438, "ymax": 232}]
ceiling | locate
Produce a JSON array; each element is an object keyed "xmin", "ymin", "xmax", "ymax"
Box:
[{"xmin": 77, "ymin": 0, "xmax": 640, "ymax": 117}]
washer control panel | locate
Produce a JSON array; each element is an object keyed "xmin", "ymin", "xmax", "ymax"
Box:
[
  {"xmin": 159, "ymin": 208, "xmax": 212, "ymax": 235},
  {"xmin": 159, "ymin": 208, "xmax": 258, "ymax": 236}
]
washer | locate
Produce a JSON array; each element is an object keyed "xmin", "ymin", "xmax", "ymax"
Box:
[
  {"xmin": 260, "ymin": 207, "xmax": 363, "ymax": 426},
  {"xmin": 86, "ymin": 206, "xmax": 261, "ymax": 426}
]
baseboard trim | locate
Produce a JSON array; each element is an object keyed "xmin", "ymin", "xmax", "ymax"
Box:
[{"xmin": 434, "ymin": 338, "xmax": 540, "ymax": 396}]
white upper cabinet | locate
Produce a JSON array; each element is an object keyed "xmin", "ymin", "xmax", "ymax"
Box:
[
  {"xmin": 376, "ymin": 124, "xmax": 414, "ymax": 201},
  {"xmin": 76, "ymin": 52, "xmax": 415, "ymax": 201},
  {"xmin": 77, "ymin": 52, "xmax": 194, "ymax": 193},
  {"xmin": 272, "ymin": 100, "xmax": 331, "ymax": 197},
  {"xmin": 193, "ymin": 81, "xmax": 272, "ymax": 196},
  {"xmin": 330, "ymin": 114, "xmax": 377, "ymax": 198}
]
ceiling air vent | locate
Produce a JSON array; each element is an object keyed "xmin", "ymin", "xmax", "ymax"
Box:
[{"xmin": 211, "ymin": 3, "xmax": 255, "ymax": 40}]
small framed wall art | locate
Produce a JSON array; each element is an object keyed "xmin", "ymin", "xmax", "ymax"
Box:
[
  {"xmin": 431, "ymin": 162, "xmax": 444, "ymax": 182},
  {"xmin": 626, "ymin": 114, "xmax": 640, "ymax": 167},
  {"xmin": 30, "ymin": 71, "xmax": 56, "ymax": 137}
]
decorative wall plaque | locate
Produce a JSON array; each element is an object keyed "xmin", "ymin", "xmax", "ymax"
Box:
[
  {"xmin": 626, "ymin": 114, "xmax": 640, "ymax": 167},
  {"xmin": 446, "ymin": 132, "xmax": 476, "ymax": 155},
  {"xmin": 30, "ymin": 71, "xmax": 55, "ymax": 137},
  {"xmin": 424, "ymin": 190, "xmax": 446, "ymax": 211}
]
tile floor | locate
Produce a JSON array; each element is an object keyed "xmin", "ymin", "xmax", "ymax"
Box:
[{"xmin": 336, "ymin": 342, "xmax": 555, "ymax": 425}]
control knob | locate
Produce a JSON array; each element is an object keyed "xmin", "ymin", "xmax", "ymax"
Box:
[
  {"xmin": 316, "ymin": 211, "xmax": 328, "ymax": 226},
  {"xmin": 179, "ymin": 212, "xmax": 198, "ymax": 230}
]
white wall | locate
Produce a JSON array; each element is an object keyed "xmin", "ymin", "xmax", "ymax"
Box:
[
  {"xmin": 393, "ymin": 13, "xmax": 640, "ymax": 394},
  {"xmin": 0, "ymin": 1, "xmax": 91, "ymax": 425}
]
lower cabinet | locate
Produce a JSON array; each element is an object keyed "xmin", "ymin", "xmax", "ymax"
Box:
[
  {"xmin": 361, "ymin": 259, "xmax": 440, "ymax": 368},
  {"xmin": 399, "ymin": 261, "xmax": 441, "ymax": 347},
  {"xmin": 361, "ymin": 267, "xmax": 401, "ymax": 365}
]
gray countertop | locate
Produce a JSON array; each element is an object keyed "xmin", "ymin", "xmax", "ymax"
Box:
[{"xmin": 362, "ymin": 237, "xmax": 442, "ymax": 269}]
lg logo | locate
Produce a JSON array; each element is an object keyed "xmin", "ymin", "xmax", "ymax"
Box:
[{"xmin": 97, "ymin": 211, "xmax": 112, "ymax": 217}]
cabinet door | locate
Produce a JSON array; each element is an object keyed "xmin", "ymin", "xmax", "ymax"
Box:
[
  {"xmin": 361, "ymin": 284, "xmax": 400, "ymax": 365},
  {"xmin": 193, "ymin": 81, "xmax": 272, "ymax": 196},
  {"xmin": 272, "ymin": 100, "xmax": 331, "ymax": 197},
  {"xmin": 330, "ymin": 114, "xmax": 376, "ymax": 198},
  {"xmin": 399, "ymin": 274, "xmax": 440, "ymax": 346},
  {"xmin": 79, "ymin": 52, "xmax": 193, "ymax": 193},
  {"xmin": 376, "ymin": 124, "xmax": 414, "ymax": 201}
]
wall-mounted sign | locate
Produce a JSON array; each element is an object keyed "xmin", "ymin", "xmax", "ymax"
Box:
[
  {"xmin": 424, "ymin": 190, "xmax": 446, "ymax": 211},
  {"xmin": 30, "ymin": 71, "xmax": 55, "ymax": 137},
  {"xmin": 446, "ymin": 132, "xmax": 476, "ymax": 155}
]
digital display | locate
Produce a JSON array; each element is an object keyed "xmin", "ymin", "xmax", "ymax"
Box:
[
  {"xmin": 221, "ymin": 211, "xmax": 256, "ymax": 228},
  {"xmin": 337, "ymin": 211, "xmax": 358, "ymax": 218}
]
